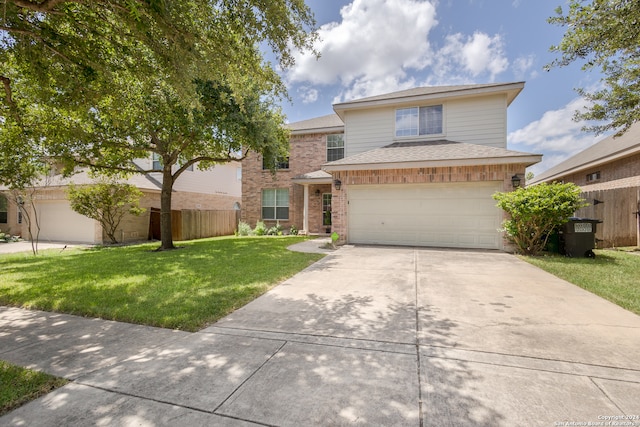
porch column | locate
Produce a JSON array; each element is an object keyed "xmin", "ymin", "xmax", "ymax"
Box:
[{"xmin": 303, "ymin": 184, "xmax": 309, "ymax": 233}]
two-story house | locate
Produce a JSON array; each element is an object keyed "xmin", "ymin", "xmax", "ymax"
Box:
[
  {"xmin": 0, "ymin": 159, "xmax": 242, "ymax": 244},
  {"xmin": 242, "ymin": 82, "xmax": 542, "ymax": 250}
]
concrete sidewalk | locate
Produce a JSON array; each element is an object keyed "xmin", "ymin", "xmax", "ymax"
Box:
[{"xmin": 1, "ymin": 246, "xmax": 640, "ymax": 426}]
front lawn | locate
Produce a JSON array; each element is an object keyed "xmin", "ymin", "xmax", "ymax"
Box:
[
  {"xmin": 0, "ymin": 361, "xmax": 67, "ymax": 416},
  {"xmin": 522, "ymin": 250, "xmax": 640, "ymax": 316},
  {"xmin": 0, "ymin": 236, "xmax": 324, "ymax": 331}
]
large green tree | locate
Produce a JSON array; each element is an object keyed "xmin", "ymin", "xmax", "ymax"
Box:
[
  {"xmin": 547, "ymin": 0, "xmax": 640, "ymax": 135},
  {"xmin": 1, "ymin": 0, "xmax": 317, "ymax": 250}
]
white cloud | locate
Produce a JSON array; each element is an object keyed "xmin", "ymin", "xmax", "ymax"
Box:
[
  {"xmin": 287, "ymin": 0, "xmax": 512, "ymax": 101},
  {"xmin": 298, "ymin": 86, "xmax": 319, "ymax": 104},
  {"xmin": 287, "ymin": 0, "xmax": 438, "ymax": 98},
  {"xmin": 508, "ymin": 97, "xmax": 605, "ymax": 176},
  {"xmin": 512, "ymin": 54, "xmax": 536, "ymax": 80},
  {"xmin": 424, "ymin": 32, "xmax": 509, "ymax": 86}
]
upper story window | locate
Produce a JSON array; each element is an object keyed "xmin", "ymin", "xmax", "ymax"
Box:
[
  {"xmin": 152, "ymin": 153, "xmax": 194, "ymax": 171},
  {"xmin": 395, "ymin": 105, "xmax": 443, "ymax": 137},
  {"xmin": 586, "ymin": 171, "xmax": 601, "ymax": 182},
  {"xmin": 152, "ymin": 153, "xmax": 162, "ymax": 170},
  {"xmin": 327, "ymin": 134, "xmax": 345, "ymax": 162},
  {"xmin": 263, "ymin": 156, "xmax": 289, "ymax": 170}
]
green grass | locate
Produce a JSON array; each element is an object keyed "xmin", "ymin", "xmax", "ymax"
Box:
[
  {"xmin": 0, "ymin": 361, "xmax": 67, "ymax": 416},
  {"xmin": 522, "ymin": 250, "xmax": 640, "ymax": 315},
  {"xmin": 0, "ymin": 236, "xmax": 324, "ymax": 331}
]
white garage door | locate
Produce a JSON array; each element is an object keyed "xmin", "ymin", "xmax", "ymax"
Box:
[
  {"xmin": 37, "ymin": 201, "xmax": 98, "ymax": 243},
  {"xmin": 348, "ymin": 181, "xmax": 503, "ymax": 249}
]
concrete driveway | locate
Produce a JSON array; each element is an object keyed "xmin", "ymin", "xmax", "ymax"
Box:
[{"xmin": 2, "ymin": 245, "xmax": 639, "ymax": 426}]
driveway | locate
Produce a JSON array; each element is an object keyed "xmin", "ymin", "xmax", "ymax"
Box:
[
  {"xmin": 2, "ymin": 246, "xmax": 639, "ymax": 426},
  {"xmin": 0, "ymin": 241, "xmax": 85, "ymax": 254}
]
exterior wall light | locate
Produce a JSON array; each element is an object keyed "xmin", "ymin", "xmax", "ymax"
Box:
[
  {"xmin": 334, "ymin": 179, "xmax": 342, "ymax": 190},
  {"xmin": 511, "ymin": 174, "xmax": 522, "ymax": 189}
]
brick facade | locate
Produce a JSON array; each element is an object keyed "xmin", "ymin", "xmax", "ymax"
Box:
[
  {"xmin": 560, "ymin": 152, "xmax": 640, "ymax": 187},
  {"xmin": 242, "ymin": 131, "xmax": 339, "ymax": 234}
]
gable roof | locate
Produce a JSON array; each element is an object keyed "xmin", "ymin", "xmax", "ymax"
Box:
[
  {"xmin": 287, "ymin": 114, "xmax": 344, "ymax": 135},
  {"xmin": 529, "ymin": 122, "xmax": 640, "ymax": 185},
  {"xmin": 333, "ymin": 82, "xmax": 525, "ymax": 119},
  {"xmin": 323, "ymin": 140, "xmax": 541, "ymax": 172}
]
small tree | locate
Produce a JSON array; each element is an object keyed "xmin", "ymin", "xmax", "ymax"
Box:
[
  {"xmin": 67, "ymin": 181, "xmax": 145, "ymax": 244},
  {"xmin": 493, "ymin": 183, "xmax": 588, "ymax": 255}
]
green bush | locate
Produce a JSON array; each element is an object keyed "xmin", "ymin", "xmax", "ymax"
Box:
[
  {"xmin": 289, "ymin": 225, "xmax": 298, "ymax": 235},
  {"xmin": 493, "ymin": 182, "xmax": 587, "ymax": 255},
  {"xmin": 254, "ymin": 221, "xmax": 267, "ymax": 236},
  {"xmin": 0, "ymin": 232, "xmax": 20, "ymax": 243},
  {"xmin": 236, "ymin": 221, "xmax": 253, "ymax": 236},
  {"xmin": 266, "ymin": 222, "xmax": 282, "ymax": 236}
]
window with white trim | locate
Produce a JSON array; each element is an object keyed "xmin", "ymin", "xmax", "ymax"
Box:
[
  {"xmin": 152, "ymin": 153, "xmax": 162, "ymax": 170},
  {"xmin": 395, "ymin": 105, "xmax": 443, "ymax": 137},
  {"xmin": 326, "ymin": 134, "xmax": 344, "ymax": 161},
  {"xmin": 262, "ymin": 188, "xmax": 289, "ymax": 220}
]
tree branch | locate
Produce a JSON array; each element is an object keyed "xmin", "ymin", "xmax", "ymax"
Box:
[
  {"xmin": 73, "ymin": 159, "xmax": 141, "ymax": 175},
  {"xmin": 10, "ymin": 0, "xmax": 77, "ymax": 12},
  {"xmin": 0, "ymin": 75, "xmax": 16, "ymax": 110},
  {"xmin": 172, "ymin": 153, "xmax": 245, "ymax": 181}
]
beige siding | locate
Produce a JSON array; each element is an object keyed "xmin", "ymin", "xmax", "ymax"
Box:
[
  {"xmin": 132, "ymin": 158, "xmax": 241, "ymax": 197},
  {"xmin": 344, "ymin": 109, "xmax": 394, "ymax": 157},
  {"xmin": 172, "ymin": 162, "xmax": 241, "ymax": 197},
  {"xmin": 446, "ymin": 95, "xmax": 507, "ymax": 148},
  {"xmin": 344, "ymin": 94, "xmax": 508, "ymax": 156}
]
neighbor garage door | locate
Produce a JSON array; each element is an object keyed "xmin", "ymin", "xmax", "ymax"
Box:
[
  {"xmin": 348, "ymin": 181, "xmax": 503, "ymax": 249},
  {"xmin": 36, "ymin": 201, "xmax": 98, "ymax": 243}
]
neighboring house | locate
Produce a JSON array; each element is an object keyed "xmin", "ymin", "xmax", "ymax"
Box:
[
  {"xmin": 242, "ymin": 82, "xmax": 542, "ymax": 250},
  {"xmin": 529, "ymin": 123, "xmax": 640, "ymax": 247},
  {"xmin": 0, "ymin": 158, "xmax": 242, "ymax": 244}
]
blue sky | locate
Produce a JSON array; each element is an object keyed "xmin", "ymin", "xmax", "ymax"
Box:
[{"xmin": 277, "ymin": 0, "xmax": 608, "ymax": 176}]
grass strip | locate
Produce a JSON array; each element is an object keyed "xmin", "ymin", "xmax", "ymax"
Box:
[
  {"xmin": 522, "ymin": 250, "xmax": 640, "ymax": 315},
  {"xmin": 0, "ymin": 361, "xmax": 68, "ymax": 416}
]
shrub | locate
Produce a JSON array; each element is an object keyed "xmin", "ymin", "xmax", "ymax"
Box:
[
  {"xmin": 0, "ymin": 232, "xmax": 20, "ymax": 243},
  {"xmin": 289, "ymin": 225, "xmax": 298, "ymax": 235},
  {"xmin": 236, "ymin": 221, "xmax": 253, "ymax": 236},
  {"xmin": 254, "ymin": 221, "xmax": 267, "ymax": 236},
  {"xmin": 266, "ymin": 222, "xmax": 282, "ymax": 236},
  {"xmin": 67, "ymin": 181, "xmax": 145, "ymax": 244},
  {"xmin": 493, "ymin": 182, "xmax": 588, "ymax": 255}
]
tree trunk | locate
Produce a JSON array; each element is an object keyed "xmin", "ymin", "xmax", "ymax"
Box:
[{"xmin": 159, "ymin": 166, "xmax": 175, "ymax": 250}]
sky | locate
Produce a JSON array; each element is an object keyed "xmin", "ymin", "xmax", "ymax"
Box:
[{"xmin": 275, "ymin": 0, "xmax": 609, "ymax": 176}]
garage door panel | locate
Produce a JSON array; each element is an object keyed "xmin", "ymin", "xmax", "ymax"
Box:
[
  {"xmin": 348, "ymin": 182, "xmax": 502, "ymax": 249},
  {"xmin": 37, "ymin": 201, "xmax": 97, "ymax": 243}
]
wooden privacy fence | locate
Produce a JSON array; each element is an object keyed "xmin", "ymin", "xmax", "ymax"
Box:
[
  {"xmin": 173, "ymin": 210, "xmax": 240, "ymax": 241},
  {"xmin": 575, "ymin": 188, "xmax": 640, "ymax": 248},
  {"xmin": 149, "ymin": 209, "xmax": 240, "ymax": 241}
]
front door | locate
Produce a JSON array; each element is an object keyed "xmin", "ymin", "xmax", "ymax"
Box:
[{"xmin": 322, "ymin": 193, "xmax": 332, "ymax": 232}]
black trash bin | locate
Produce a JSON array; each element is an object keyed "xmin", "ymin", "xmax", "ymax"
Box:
[{"xmin": 559, "ymin": 217, "xmax": 602, "ymax": 258}]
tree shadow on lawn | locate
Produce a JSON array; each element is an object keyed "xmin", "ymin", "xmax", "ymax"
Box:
[{"xmin": 0, "ymin": 238, "xmax": 323, "ymax": 331}]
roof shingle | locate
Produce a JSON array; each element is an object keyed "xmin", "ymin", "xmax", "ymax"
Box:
[{"xmin": 323, "ymin": 140, "xmax": 541, "ymax": 171}]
